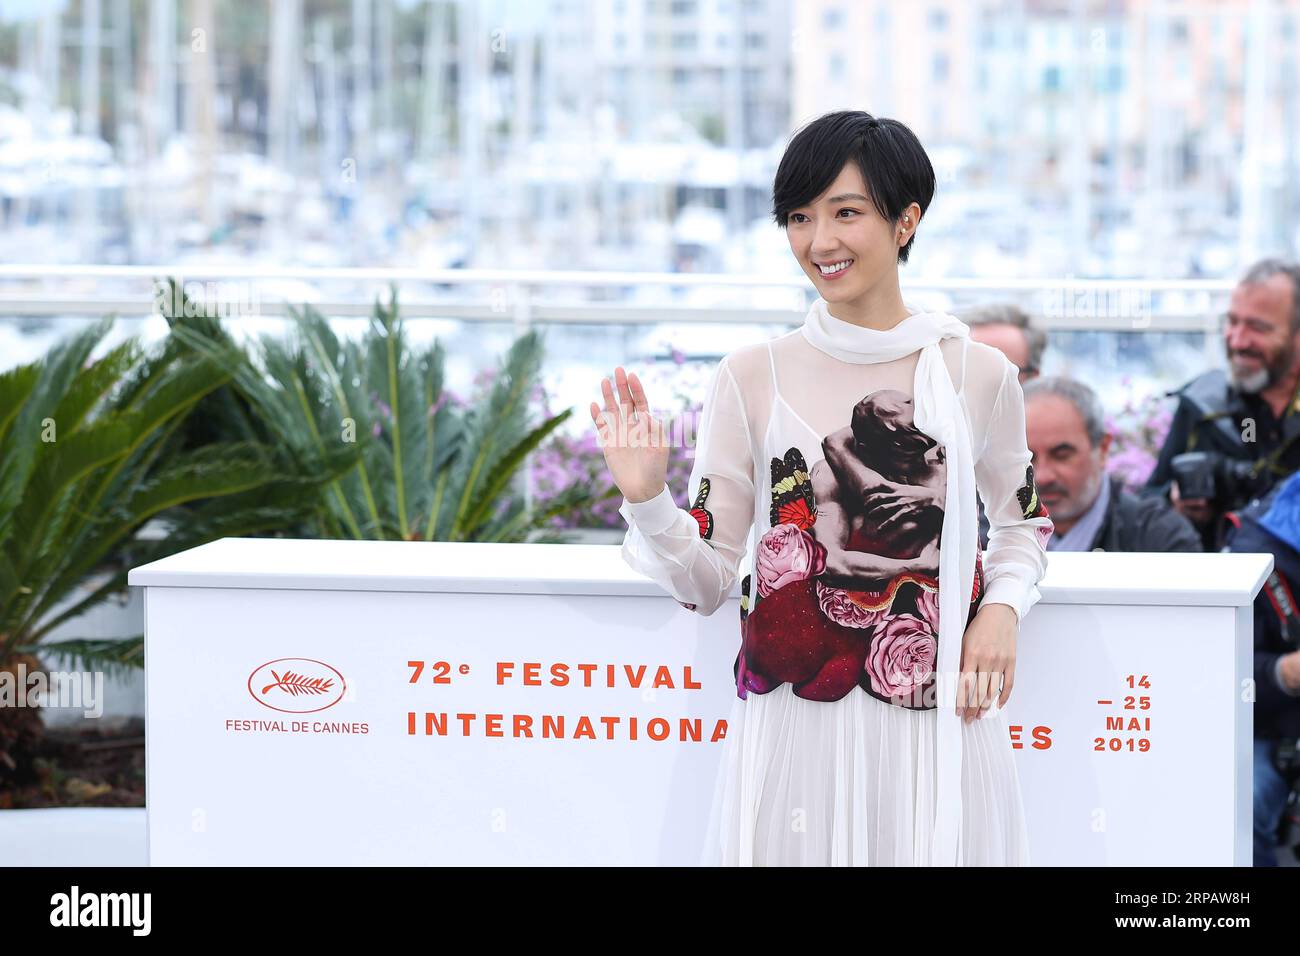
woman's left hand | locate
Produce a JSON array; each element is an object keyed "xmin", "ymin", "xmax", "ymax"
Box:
[{"xmin": 957, "ymin": 602, "xmax": 1018, "ymax": 722}]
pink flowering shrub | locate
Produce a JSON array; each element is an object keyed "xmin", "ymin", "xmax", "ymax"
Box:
[{"xmin": 1104, "ymin": 375, "xmax": 1175, "ymax": 490}]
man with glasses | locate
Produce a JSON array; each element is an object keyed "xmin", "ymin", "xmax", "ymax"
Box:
[{"xmin": 963, "ymin": 303, "xmax": 1047, "ymax": 384}]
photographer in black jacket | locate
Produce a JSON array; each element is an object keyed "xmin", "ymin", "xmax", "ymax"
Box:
[
  {"xmin": 1146, "ymin": 259, "xmax": 1300, "ymax": 552},
  {"xmin": 1222, "ymin": 472, "xmax": 1300, "ymax": 865}
]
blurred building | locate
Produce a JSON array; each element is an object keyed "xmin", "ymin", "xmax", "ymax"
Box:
[
  {"xmin": 0, "ymin": 0, "xmax": 1296, "ymax": 279},
  {"xmin": 791, "ymin": 0, "xmax": 1299, "ymax": 279}
]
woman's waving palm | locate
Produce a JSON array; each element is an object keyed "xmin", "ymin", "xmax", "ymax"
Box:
[{"xmin": 590, "ymin": 366, "xmax": 671, "ymax": 504}]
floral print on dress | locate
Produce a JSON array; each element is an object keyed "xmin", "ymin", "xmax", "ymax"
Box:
[{"xmin": 735, "ymin": 388, "xmax": 987, "ymax": 709}]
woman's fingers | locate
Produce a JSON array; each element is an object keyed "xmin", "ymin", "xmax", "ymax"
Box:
[
  {"xmin": 600, "ymin": 376, "xmax": 620, "ymax": 417},
  {"xmin": 590, "ymin": 401, "xmax": 618, "ymax": 453},
  {"xmin": 977, "ymin": 670, "xmax": 997, "ymax": 718},
  {"xmin": 614, "ymin": 366, "xmax": 637, "ymax": 417},
  {"xmin": 957, "ymin": 669, "xmax": 974, "ymax": 720},
  {"xmin": 595, "ymin": 372, "xmax": 656, "ymax": 446},
  {"xmin": 957, "ymin": 666, "xmax": 1011, "ymax": 721},
  {"xmin": 600, "ymin": 377, "xmax": 632, "ymax": 439},
  {"xmin": 956, "ymin": 664, "xmax": 1005, "ymax": 721},
  {"xmin": 626, "ymin": 370, "xmax": 650, "ymax": 414},
  {"xmin": 595, "ymin": 379, "xmax": 627, "ymax": 452}
]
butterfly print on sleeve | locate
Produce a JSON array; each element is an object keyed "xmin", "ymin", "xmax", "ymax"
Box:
[
  {"xmin": 1016, "ymin": 463, "xmax": 1051, "ymax": 521},
  {"xmin": 1016, "ymin": 463, "xmax": 1055, "ymax": 548},
  {"xmin": 674, "ymin": 477, "xmax": 716, "ymax": 612},
  {"xmin": 689, "ymin": 477, "xmax": 714, "ymax": 541}
]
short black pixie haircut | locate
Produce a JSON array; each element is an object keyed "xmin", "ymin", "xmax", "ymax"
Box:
[{"xmin": 771, "ymin": 111, "xmax": 937, "ymax": 264}]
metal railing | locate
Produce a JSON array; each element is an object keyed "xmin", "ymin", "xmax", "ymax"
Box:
[{"xmin": 0, "ymin": 264, "xmax": 1236, "ymax": 335}]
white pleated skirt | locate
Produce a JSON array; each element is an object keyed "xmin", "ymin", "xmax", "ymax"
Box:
[{"xmin": 700, "ymin": 683, "xmax": 1031, "ymax": 866}]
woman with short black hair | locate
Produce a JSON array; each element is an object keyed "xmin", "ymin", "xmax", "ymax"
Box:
[{"xmin": 593, "ymin": 110, "xmax": 1053, "ymax": 866}]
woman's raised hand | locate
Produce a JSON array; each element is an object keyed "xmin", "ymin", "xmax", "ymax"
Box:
[{"xmin": 590, "ymin": 366, "xmax": 670, "ymax": 504}]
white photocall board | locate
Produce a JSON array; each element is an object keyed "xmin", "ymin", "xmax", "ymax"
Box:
[{"xmin": 128, "ymin": 538, "xmax": 1269, "ymax": 866}]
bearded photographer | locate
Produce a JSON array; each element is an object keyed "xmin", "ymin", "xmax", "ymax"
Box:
[{"xmin": 1145, "ymin": 259, "xmax": 1300, "ymax": 552}]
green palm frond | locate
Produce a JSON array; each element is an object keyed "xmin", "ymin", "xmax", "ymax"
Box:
[
  {"xmin": 457, "ymin": 409, "xmax": 573, "ymax": 536},
  {"xmin": 208, "ymin": 287, "xmax": 589, "ymax": 544},
  {"xmin": 0, "ymin": 361, "xmax": 41, "ymax": 446},
  {"xmin": 16, "ymin": 637, "xmax": 144, "ymax": 684},
  {"xmin": 0, "ymin": 316, "xmax": 114, "ymax": 547},
  {"xmin": 0, "ymin": 312, "xmax": 306, "ymax": 670}
]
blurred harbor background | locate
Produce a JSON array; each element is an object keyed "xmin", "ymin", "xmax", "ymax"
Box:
[{"xmin": 2, "ymin": 0, "xmax": 1298, "ymax": 492}]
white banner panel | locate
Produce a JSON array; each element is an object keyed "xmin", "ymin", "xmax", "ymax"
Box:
[{"xmin": 131, "ymin": 539, "xmax": 1268, "ymax": 866}]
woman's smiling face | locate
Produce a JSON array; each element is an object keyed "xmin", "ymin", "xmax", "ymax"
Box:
[{"xmin": 784, "ymin": 160, "xmax": 906, "ymax": 305}]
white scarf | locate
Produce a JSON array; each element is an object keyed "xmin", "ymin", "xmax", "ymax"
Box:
[{"xmin": 801, "ymin": 296, "xmax": 975, "ymax": 867}]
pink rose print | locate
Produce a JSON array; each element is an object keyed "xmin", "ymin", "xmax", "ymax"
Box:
[
  {"xmin": 756, "ymin": 523, "xmax": 827, "ymax": 598},
  {"xmin": 865, "ymin": 613, "xmax": 936, "ymax": 699},
  {"xmin": 815, "ymin": 581, "xmax": 890, "ymax": 630}
]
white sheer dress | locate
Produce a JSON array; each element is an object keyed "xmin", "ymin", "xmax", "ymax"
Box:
[{"xmin": 618, "ymin": 299, "xmax": 1054, "ymax": 866}]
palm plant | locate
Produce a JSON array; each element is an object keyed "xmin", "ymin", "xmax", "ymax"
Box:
[
  {"xmin": 170, "ymin": 287, "xmax": 594, "ymax": 541},
  {"xmin": 154, "ymin": 278, "xmax": 366, "ymax": 540},
  {"xmin": 0, "ymin": 315, "xmax": 331, "ymax": 779}
]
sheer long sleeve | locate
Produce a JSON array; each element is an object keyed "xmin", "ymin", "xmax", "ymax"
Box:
[
  {"xmin": 618, "ymin": 355, "xmax": 756, "ymax": 617},
  {"xmin": 974, "ymin": 356, "xmax": 1055, "ymax": 623}
]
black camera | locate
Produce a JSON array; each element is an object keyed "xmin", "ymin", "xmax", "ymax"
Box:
[{"xmin": 1170, "ymin": 450, "xmax": 1266, "ymax": 510}]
